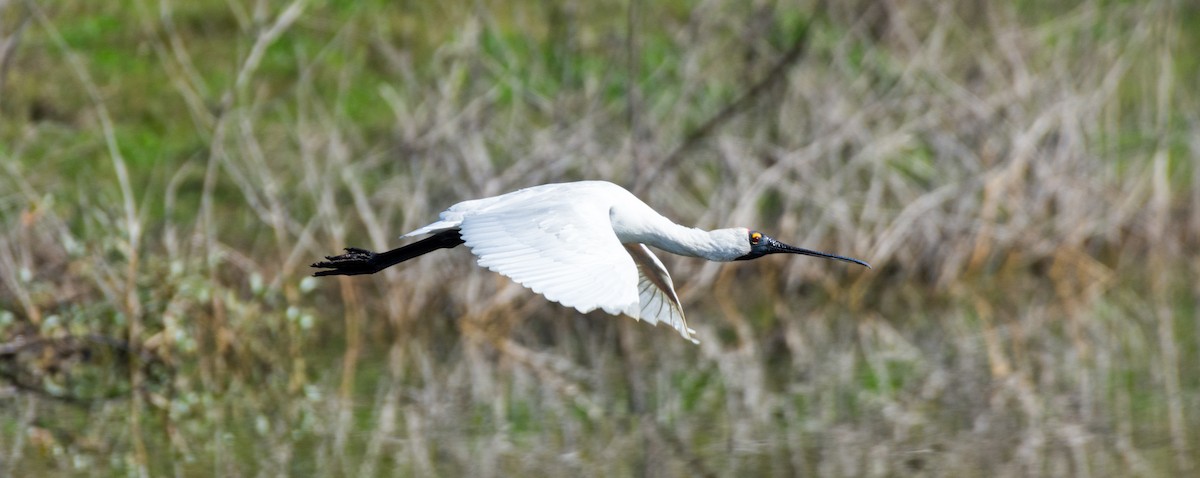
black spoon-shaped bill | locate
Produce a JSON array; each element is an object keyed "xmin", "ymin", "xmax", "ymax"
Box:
[{"xmin": 735, "ymin": 234, "xmax": 871, "ymax": 268}]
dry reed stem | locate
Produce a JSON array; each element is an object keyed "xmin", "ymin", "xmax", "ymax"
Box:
[
  {"xmin": 26, "ymin": 3, "xmax": 151, "ymax": 475},
  {"xmin": 0, "ymin": 0, "xmax": 1197, "ymax": 475}
]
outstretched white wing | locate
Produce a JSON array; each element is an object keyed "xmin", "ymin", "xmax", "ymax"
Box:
[
  {"xmin": 623, "ymin": 244, "xmax": 696, "ymax": 343},
  {"xmin": 455, "ymin": 190, "xmax": 642, "ymax": 318},
  {"xmin": 403, "ymin": 182, "xmax": 698, "ymax": 343}
]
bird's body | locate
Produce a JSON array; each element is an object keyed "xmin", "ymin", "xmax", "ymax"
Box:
[{"xmin": 314, "ymin": 181, "xmax": 869, "ymax": 343}]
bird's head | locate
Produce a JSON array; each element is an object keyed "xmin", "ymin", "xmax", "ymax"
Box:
[{"xmin": 732, "ymin": 229, "xmax": 871, "ymax": 268}]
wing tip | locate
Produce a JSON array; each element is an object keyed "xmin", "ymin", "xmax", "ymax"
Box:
[{"xmin": 680, "ymin": 326, "xmax": 700, "ymax": 344}]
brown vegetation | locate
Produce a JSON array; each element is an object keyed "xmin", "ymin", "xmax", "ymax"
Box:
[{"xmin": 0, "ymin": 0, "xmax": 1197, "ymax": 475}]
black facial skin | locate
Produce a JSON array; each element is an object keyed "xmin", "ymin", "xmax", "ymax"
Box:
[{"xmin": 734, "ymin": 231, "xmax": 871, "ymax": 268}]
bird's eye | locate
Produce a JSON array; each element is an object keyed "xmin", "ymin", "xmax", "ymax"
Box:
[{"xmin": 750, "ymin": 232, "xmax": 762, "ymax": 245}]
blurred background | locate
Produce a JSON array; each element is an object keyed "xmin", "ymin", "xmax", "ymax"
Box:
[{"xmin": 1, "ymin": 0, "xmax": 1197, "ymax": 476}]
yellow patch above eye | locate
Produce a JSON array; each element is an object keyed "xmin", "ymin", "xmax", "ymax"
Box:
[{"xmin": 751, "ymin": 232, "xmax": 762, "ymax": 243}]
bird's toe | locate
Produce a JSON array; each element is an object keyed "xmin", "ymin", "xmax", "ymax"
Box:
[{"xmin": 311, "ymin": 247, "xmax": 383, "ymax": 276}]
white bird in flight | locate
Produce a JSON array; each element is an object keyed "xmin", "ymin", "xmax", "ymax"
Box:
[{"xmin": 313, "ymin": 181, "xmax": 870, "ymax": 343}]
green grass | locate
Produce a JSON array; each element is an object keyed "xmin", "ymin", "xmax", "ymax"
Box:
[{"xmin": 2, "ymin": 0, "xmax": 1199, "ymax": 476}]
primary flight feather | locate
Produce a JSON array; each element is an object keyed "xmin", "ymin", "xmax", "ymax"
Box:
[{"xmin": 312, "ymin": 181, "xmax": 870, "ymax": 343}]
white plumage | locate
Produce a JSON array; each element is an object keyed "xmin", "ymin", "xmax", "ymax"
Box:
[{"xmin": 314, "ymin": 181, "xmax": 870, "ymax": 344}]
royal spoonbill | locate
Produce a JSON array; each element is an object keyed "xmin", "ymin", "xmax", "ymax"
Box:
[{"xmin": 312, "ymin": 181, "xmax": 869, "ymax": 343}]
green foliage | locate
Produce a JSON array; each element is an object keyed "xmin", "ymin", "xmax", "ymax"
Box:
[{"xmin": 1, "ymin": 0, "xmax": 1199, "ymax": 476}]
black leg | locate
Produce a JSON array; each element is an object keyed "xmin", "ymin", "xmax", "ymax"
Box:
[{"xmin": 311, "ymin": 229, "xmax": 464, "ymax": 277}]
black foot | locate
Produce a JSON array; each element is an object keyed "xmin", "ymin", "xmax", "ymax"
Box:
[{"xmin": 311, "ymin": 247, "xmax": 383, "ymax": 276}]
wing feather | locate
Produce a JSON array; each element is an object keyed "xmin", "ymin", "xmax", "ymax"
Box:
[
  {"xmin": 623, "ymin": 244, "xmax": 697, "ymax": 343},
  {"xmin": 408, "ymin": 182, "xmax": 698, "ymax": 343},
  {"xmin": 458, "ymin": 198, "xmax": 641, "ymax": 318}
]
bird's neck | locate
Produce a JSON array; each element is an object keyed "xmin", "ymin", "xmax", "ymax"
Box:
[
  {"xmin": 622, "ymin": 215, "xmax": 744, "ymax": 262},
  {"xmin": 644, "ymin": 226, "xmax": 723, "ymax": 258}
]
